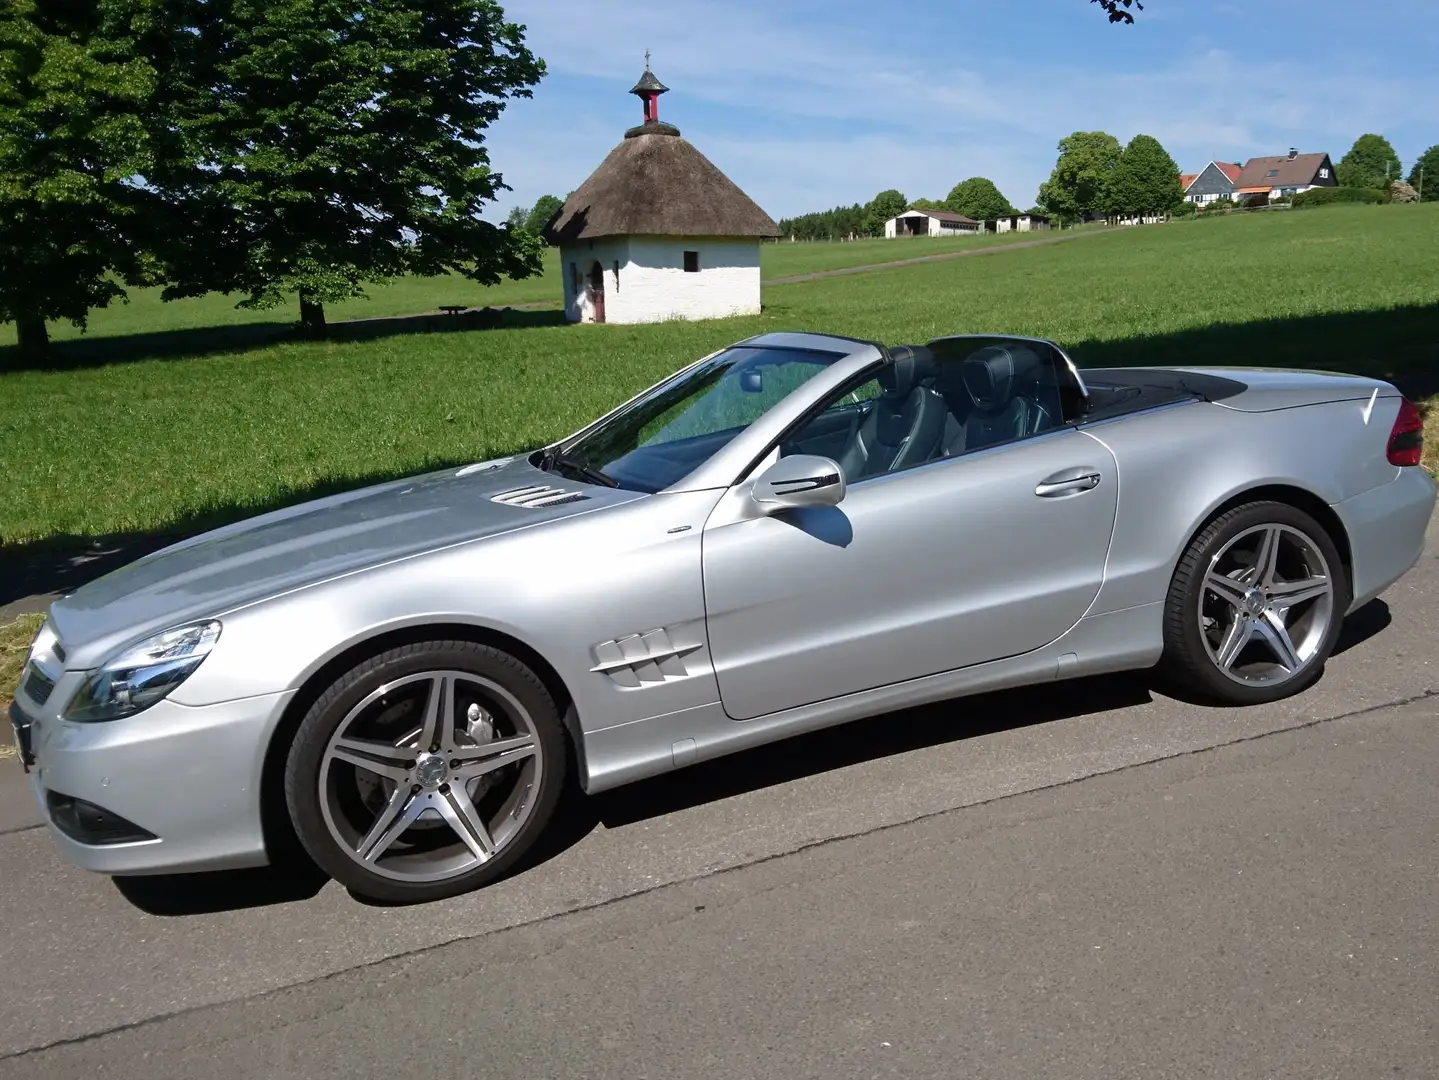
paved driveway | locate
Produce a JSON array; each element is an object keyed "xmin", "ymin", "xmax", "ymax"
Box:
[{"xmin": 1, "ymin": 513, "xmax": 1434, "ymax": 1075}]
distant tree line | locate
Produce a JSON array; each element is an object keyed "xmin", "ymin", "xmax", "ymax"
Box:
[
  {"xmin": 0, "ymin": 0, "xmax": 546, "ymax": 362},
  {"xmin": 777, "ymin": 177, "xmax": 1023, "ymax": 241},
  {"xmin": 781, "ymin": 127, "xmax": 1437, "ymax": 241}
]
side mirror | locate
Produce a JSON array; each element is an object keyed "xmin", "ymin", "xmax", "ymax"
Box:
[
  {"xmin": 750, "ymin": 454, "xmax": 846, "ymax": 511},
  {"xmin": 740, "ymin": 369, "xmax": 764, "ymax": 393}
]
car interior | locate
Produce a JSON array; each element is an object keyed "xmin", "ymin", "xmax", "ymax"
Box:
[{"xmin": 804, "ymin": 338, "xmax": 1073, "ymax": 484}]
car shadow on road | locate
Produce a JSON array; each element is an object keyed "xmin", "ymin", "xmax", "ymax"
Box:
[{"xmin": 107, "ymin": 598, "xmax": 1397, "ymax": 916}]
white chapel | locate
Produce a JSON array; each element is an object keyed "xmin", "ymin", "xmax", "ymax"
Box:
[{"xmin": 544, "ymin": 60, "xmax": 781, "ymax": 324}]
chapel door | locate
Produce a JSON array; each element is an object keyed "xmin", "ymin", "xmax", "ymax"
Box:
[{"xmin": 588, "ymin": 262, "xmax": 606, "ymax": 324}]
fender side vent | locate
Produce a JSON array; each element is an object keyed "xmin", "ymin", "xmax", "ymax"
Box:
[{"xmin": 491, "ymin": 485, "xmax": 591, "ymax": 508}]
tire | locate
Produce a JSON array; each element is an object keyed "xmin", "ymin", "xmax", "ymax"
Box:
[
  {"xmin": 283, "ymin": 639, "xmax": 570, "ymax": 904},
  {"xmin": 1158, "ymin": 501, "xmax": 1350, "ymax": 706}
]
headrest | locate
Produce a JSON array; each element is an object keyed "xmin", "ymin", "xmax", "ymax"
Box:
[
  {"xmin": 961, "ymin": 343, "xmax": 1043, "ymax": 411},
  {"xmin": 878, "ymin": 344, "xmax": 936, "ymax": 398}
]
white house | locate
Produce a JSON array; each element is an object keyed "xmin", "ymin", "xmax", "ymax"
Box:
[
  {"xmin": 544, "ymin": 62, "xmax": 780, "ymax": 324},
  {"xmin": 884, "ymin": 209, "xmax": 981, "ymax": 238},
  {"xmin": 994, "ymin": 212, "xmax": 1051, "ymax": 233}
]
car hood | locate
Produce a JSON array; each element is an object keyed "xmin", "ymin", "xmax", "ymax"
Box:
[{"xmin": 47, "ymin": 456, "xmax": 641, "ymax": 664}]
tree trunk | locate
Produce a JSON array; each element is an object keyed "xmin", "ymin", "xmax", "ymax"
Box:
[
  {"xmin": 15, "ymin": 312, "xmax": 49, "ymax": 363},
  {"xmin": 299, "ymin": 294, "xmax": 327, "ymax": 337}
]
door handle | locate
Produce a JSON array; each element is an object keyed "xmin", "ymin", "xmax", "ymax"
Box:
[{"xmin": 1035, "ymin": 468, "xmax": 1102, "ymax": 498}]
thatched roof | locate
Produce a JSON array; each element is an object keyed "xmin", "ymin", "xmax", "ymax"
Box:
[{"xmin": 545, "ymin": 123, "xmax": 781, "ymax": 243}]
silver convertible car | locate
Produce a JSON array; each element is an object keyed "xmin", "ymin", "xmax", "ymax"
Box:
[{"xmin": 12, "ymin": 332, "xmax": 1435, "ymax": 902}]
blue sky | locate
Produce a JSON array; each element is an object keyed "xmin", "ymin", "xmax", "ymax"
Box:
[{"xmin": 484, "ymin": 0, "xmax": 1439, "ymax": 221}]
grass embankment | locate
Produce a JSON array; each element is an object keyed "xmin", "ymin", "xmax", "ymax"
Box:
[
  {"xmin": 2, "ymin": 613, "xmax": 43, "ymax": 757},
  {"xmin": 0, "ymin": 204, "xmax": 1435, "ymax": 550}
]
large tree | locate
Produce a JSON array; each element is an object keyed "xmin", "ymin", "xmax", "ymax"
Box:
[
  {"xmin": 1037, "ymin": 131, "xmax": 1121, "ymax": 223},
  {"xmin": 1336, "ymin": 134, "xmax": 1402, "ymax": 190},
  {"xmin": 163, "ymin": 0, "xmax": 547, "ymax": 333},
  {"xmin": 1405, "ymin": 144, "xmax": 1438, "ymax": 201},
  {"xmin": 1106, "ymin": 134, "xmax": 1183, "ymax": 215},
  {"xmin": 524, "ymin": 194, "xmax": 565, "ymax": 241},
  {"xmin": 945, "ymin": 177, "xmax": 1014, "ymax": 221},
  {"xmin": 0, "ymin": 0, "xmax": 176, "ymax": 361},
  {"xmin": 864, "ymin": 188, "xmax": 908, "ymax": 235}
]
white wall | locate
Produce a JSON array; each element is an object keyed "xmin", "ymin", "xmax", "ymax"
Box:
[{"xmin": 561, "ymin": 237, "xmax": 761, "ymax": 324}]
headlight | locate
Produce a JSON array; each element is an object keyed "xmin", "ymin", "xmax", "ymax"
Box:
[
  {"xmin": 64, "ymin": 621, "xmax": 222, "ymax": 723},
  {"xmin": 26, "ymin": 620, "xmax": 59, "ymax": 669}
]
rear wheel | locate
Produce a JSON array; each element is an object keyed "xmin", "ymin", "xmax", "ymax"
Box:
[
  {"xmin": 1159, "ymin": 501, "xmax": 1349, "ymax": 705},
  {"xmin": 284, "ymin": 640, "xmax": 569, "ymax": 904}
]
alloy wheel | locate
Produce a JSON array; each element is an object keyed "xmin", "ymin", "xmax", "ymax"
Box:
[
  {"xmin": 1198, "ymin": 523, "xmax": 1335, "ymax": 687},
  {"xmin": 317, "ymin": 670, "xmax": 543, "ymax": 883}
]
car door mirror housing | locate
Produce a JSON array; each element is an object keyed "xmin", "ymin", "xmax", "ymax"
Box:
[{"xmin": 750, "ymin": 454, "xmax": 846, "ymax": 511}]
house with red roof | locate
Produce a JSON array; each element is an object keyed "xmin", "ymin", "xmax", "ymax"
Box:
[{"xmin": 1180, "ymin": 160, "xmax": 1242, "ymax": 205}]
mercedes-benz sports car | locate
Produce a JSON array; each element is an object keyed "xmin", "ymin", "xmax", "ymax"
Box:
[{"xmin": 12, "ymin": 332, "xmax": 1434, "ymax": 902}]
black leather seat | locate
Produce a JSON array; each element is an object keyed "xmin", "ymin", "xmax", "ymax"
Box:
[
  {"xmin": 937, "ymin": 343, "xmax": 1056, "ymax": 456},
  {"xmin": 837, "ymin": 345, "xmax": 946, "ymax": 481}
]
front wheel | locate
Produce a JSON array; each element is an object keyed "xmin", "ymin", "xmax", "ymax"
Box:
[
  {"xmin": 283, "ymin": 640, "xmax": 570, "ymax": 904},
  {"xmin": 1159, "ymin": 501, "xmax": 1350, "ymax": 705}
]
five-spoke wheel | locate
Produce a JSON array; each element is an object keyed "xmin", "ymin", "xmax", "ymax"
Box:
[
  {"xmin": 285, "ymin": 641, "xmax": 568, "ymax": 903},
  {"xmin": 1161, "ymin": 501, "xmax": 1349, "ymax": 704}
]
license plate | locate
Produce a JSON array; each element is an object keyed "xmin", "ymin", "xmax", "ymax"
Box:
[{"xmin": 8, "ymin": 701, "xmax": 35, "ymax": 774}]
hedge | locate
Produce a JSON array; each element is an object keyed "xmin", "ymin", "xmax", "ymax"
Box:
[{"xmin": 1291, "ymin": 186, "xmax": 1389, "ymax": 208}]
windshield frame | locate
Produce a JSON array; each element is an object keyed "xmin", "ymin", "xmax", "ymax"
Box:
[{"xmin": 534, "ymin": 335, "xmax": 887, "ymax": 494}]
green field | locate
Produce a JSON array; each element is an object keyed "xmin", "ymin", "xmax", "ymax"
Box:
[
  {"xmin": 0, "ymin": 227, "xmax": 1089, "ymax": 350},
  {"xmin": 1, "ymin": 204, "xmax": 1436, "ymax": 551}
]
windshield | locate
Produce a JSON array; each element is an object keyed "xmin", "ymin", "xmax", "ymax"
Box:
[{"xmin": 544, "ymin": 345, "xmax": 847, "ymax": 493}]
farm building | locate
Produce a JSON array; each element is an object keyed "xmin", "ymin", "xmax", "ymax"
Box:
[
  {"xmin": 543, "ymin": 61, "xmax": 780, "ymax": 324},
  {"xmin": 993, "ymin": 212, "xmax": 1050, "ymax": 233},
  {"xmin": 1180, "ymin": 161, "xmax": 1242, "ymax": 205},
  {"xmin": 884, "ymin": 209, "xmax": 981, "ymax": 237}
]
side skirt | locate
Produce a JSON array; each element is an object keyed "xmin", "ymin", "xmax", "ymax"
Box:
[{"xmin": 580, "ymin": 602, "xmax": 1164, "ymax": 794}]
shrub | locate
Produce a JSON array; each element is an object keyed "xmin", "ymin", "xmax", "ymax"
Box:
[
  {"xmin": 1171, "ymin": 200, "xmax": 1197, "ymax": 217},
  {"xmin": 1292, "ymin": 186, "xmax": 1388, "ymax": 209}
]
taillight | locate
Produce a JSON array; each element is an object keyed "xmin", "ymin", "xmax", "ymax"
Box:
[{"xmin": 1386, "ymin": 397, "xmax": 1424, "ymax": 467}]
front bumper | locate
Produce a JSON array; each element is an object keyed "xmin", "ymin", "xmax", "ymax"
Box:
[{"xmin": 14, "ymin": 688, "xmax": 294, "ymax": 876}]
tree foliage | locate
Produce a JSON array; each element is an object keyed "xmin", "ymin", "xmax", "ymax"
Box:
[
  {"xmin": 1091, "ymin": 0, "xmax": 1144, "ymax": 23},
  {"xmin": 1336, "ymin": 134, "xmax": 1402, "ymax": 190},
  {"xmin": 1037, "ymin": 131, "xmax": 1121, "ymax": 222},
  {"xmin": 0, "ymin": 0, "xmax": 175, "ymax": 360},
  {"xmin": 864, "ymin": 188, "xmax": 908, "ymax": 234},
  {"xmin": 158, "ymin": 0, "xmax": 546, "ymax": 333},
  {"xmin": 1406, "ymin": 144, "xmax": 1438, "ymax": 201},
  {"xmin": 945, "ymin": 177, "xmax": 1013, "ymax": 221},
  {"xmin": 1106, "ymin": 134, "xmax": 1182, "ymax": 214},
  {"xmin": 525, "ymin": 194, "xmax": 564, "ymax": 240},
  {"xmin": 777, "ymin": 203, "xmax": 869, "ymax": 242}
]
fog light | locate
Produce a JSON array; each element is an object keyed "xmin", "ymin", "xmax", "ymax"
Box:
[{"xmin": 46, "ymin": 791, "xmax": 157, "ymax": 845}]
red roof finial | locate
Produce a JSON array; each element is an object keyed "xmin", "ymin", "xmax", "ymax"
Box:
[{"xmin": 629, "ymin": 53, "xmax": 669, "ymax": 124}]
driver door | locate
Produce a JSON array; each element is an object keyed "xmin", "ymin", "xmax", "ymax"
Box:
[{"xmin": 700, "ymin": 339, "xmax": 1119, "ymax": 721}]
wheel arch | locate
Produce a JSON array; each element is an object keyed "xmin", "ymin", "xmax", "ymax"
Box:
[
  {"xmin": 1178, "ymin": 483, "xmax": 1353, "ymax": 585},
  {"xmin": 257, "ymin": 622, "xmax": 583, "ymax": 865}
]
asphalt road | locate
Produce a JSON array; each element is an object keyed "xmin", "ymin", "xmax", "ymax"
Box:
[{"xmin": 1, "ymin": 512, "xmax": 1435, "ymax": 1077}]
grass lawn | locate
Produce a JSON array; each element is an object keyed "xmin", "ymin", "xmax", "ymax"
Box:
[
  {"xmin": 1, "ymin": 204, "xmax": 1437, "ymax": 551},
  {"xmin": 2, "ymin": 613, "xmax": 43, "ymax": 755},
  {"xmin": 0, "ymin": 227, "xmax": 1096, "ymax": 352}
]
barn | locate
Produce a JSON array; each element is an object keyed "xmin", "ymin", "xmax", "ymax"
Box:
[
  {"xmin": 884, "ymin": 209, "xmax": 981, "ymax": 237},
  {"xmin": 544, "ymin": 62, "xmax": 781, "ymax": 324}
]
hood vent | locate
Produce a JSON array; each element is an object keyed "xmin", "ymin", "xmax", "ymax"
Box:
[{"xmin": 490, "ymin": 485, "xmax": 592, "ymax": 509}]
